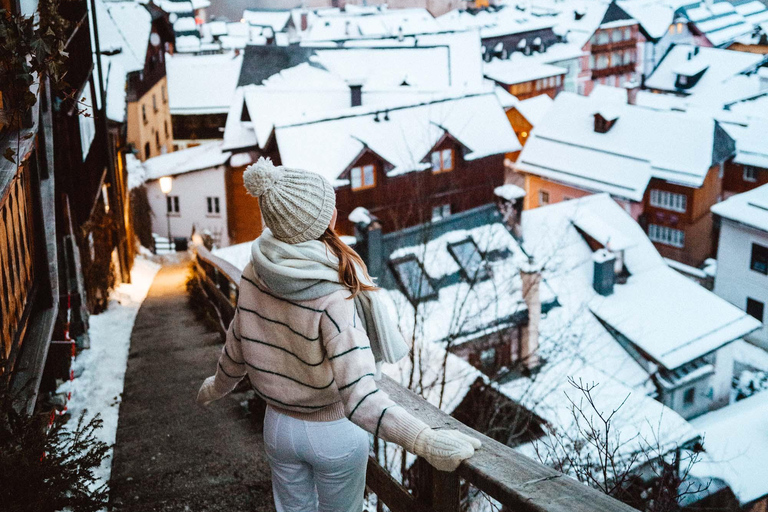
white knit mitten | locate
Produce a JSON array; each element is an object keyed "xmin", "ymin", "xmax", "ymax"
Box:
[
  {"xmin": 413, "ymin": 428, "xmax": 482, "ymax": 472},
  {"xmin": 196, "ymin": 376, "xmax": 220, "ymax": 406}
]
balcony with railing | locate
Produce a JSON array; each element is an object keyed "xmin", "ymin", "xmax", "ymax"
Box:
[{"xmin": 190, "ymin": 241, "xmax": 638, "ymax": 512}]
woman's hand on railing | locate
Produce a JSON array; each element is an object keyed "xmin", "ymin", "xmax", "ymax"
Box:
[
  {"xmin": 413, "ymin": 428, "xmax": 482, "ymax": 472},
  {"xmin": 196, "ymin": 376, "xmax": 220, "ymax": 406}
]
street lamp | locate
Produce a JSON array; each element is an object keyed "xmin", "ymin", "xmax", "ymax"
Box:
[{"xmin": 159, "ymin": 176, "xmax": 173, "ymax": 250}]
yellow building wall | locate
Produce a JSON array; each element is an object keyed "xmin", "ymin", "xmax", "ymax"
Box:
[
  {"xmin": 523, "ymin": 174, "xmax": 593, "ymax": 210},
  {"xmin": 126, "ymin": 77, "xmax": 174, "ymax": 161}
]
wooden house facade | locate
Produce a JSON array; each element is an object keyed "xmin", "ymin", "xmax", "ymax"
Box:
[
  {"xmin": 515, "ymin": 92, "xmax": 734, "ymax": 267},
  {"xmin": 224, "ymin": 93, "xmax": 520, "ymax": 243},
  {"xmin": 580, "ymin": 1, "xmax": 641, "ymax": 95},
  {"xmin": 1, "ymin": 0, "xmax": 135, "ymax": 414}
]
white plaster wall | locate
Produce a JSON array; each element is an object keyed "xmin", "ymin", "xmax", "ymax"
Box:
[
  {"xmin": 714, "ymin": 219, "xmax": 768, "ymax": 349},
  {"xmin": 711, "ymin": 343, "xmax": 735, "ymax": 409},
  {"xmin": 147, "ymin": 166, "xmax": 231, "ymax": 248}
]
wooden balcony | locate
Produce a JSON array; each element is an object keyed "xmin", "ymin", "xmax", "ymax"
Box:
[
  {"xmin": 591, "ymin": 63, "xmax": 636, "ymax": 80},
  {"xmin": 191, "ymin": 242, "xmax": 638, "ymax": 512},
  {"xmin": 0, "ymin": 141, "xmax": 37, "ymax": 369}
]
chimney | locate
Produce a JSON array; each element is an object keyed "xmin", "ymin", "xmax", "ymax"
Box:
[
  {"xmin": 593, "ymin": 109, "xmax": 619, "ymax": 133},
  {"xmin": 592, "ymin": 248, "xmax": 616, "ymax": 296},
  {"xmin": 349, "ymin": 83, "xmax": 362, "ymax": 107},
  {"xmin": 494, "ymin": 184, "xmax": 526, "ymax": 241},
  {"xmin": 300, "ymin": 11, "xmax": 308, "ymax": 31},
  {"xmin": 519, "ymin": 256, "xmax": 542, "ymax": 370},
  {"xmin": 351, "ymin": 207, "xmax": 383, "ymax": 278}
]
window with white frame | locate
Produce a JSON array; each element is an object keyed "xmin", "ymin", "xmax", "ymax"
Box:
[
  {"xmin": 744, "ymin": 166, "xmax": 758, "ymax": 182},
  {"xmin": 623, "ymin": 50, "xmax": 632, "ymax": 65},
  {"xmin": 597, "ymin": 54, "xmax": 609, "ymax": 69},
  {"xmin": 624, "ymin": 27, "xmax": 631, "ymax": 40},
  {"xmin": 431, "ymin": 204, "xmax": 451, "ymax": 221},
  {"xmin": 166, "ymin": 195, "xmax": 180, "ymax": 214},
  {"xmin": 650, "ymin": 189, "xmax": 687, "ymax": 213},
  {"xmin": 648, "ymin": 224, "xmax": 685, "ymax": 248},
  {"xmin": 350, "ymin": 164, "xmax": 375, "ymax": 190},
  {"xmin": 431, "ymin": 148, "xmax": 454, "ymax": 173},
  {"xmin": 597, "ymin": 32, "xmax": 609, "ymax": 44},
  {"xmin": 206, "ymin": 197, "xmax": 220, "ymax": 215}
]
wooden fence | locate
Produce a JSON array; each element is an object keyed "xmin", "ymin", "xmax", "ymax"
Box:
[
  {"xmin": 191, "ymin": 242, "xmax": 638, "ymax": 512},
  {"xmin": 0, "ymin": 161, "xmax": 36, "ymax": 365}
]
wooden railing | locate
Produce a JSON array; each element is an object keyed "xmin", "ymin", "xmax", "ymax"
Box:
[
  {"xmin": 191, "ymin": 242, "xmax": 638, "ymax": 512},
  {"xmin": 0, "ymin": 160, "xmax": 36, "ymax": 365}
]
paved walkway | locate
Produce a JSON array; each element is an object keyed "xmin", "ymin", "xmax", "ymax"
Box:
[{"xmin": 110, "ymin": 262, "xmax": 275, "ymax": 511}]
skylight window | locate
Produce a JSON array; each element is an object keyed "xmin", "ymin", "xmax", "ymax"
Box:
[
  {"xmin": 391, "ymin": 255, "xmax": 436, "ymax": 303},
  {"xmin": 448, "ymin": 238, "xmax": 489, "ymax": 282}
]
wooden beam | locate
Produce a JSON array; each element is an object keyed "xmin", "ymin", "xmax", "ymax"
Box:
[{"xmin": 378, "ymin": 377, "xmax": 639, "ymax": 512}]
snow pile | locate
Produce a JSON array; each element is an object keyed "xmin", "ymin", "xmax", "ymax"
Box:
[
  {"xmin": 125, "ymin": 153, "xmax": 146, "ymax": 190},
  {"xmin": 348, "ymin": 207, "xmax": 372, "ymax": 225},
  {"xmin": 56, "ymin": 257, "xmax": 160, "ymax": 494},
  {"xmin": 212, "ymin": 242, "xmax": 253, "ymax": 271},
  {"xmin": 494, "ymin": 184, "xmax": 526, "ymax": 201},
  {"xmin": 690, "ymin": 390, "xmax": 768, "ymax": 505}
]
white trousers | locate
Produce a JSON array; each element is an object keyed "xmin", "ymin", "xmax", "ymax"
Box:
[{"xmin": 263, "ymin": 404, "xmax": 370, "ymax": 512}]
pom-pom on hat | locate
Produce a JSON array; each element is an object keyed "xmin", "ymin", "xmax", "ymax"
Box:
[{"xmin": 243, "ymin": 157, "xmax": 336, "ymax": 244}]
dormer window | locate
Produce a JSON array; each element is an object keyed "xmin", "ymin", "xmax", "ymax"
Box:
[
  {"xmin": 594, "ymin": 110, "xmax": 619, "ymax": 133},
  {"xmin": 431, "ymin": 148, "xmax": 454, "ymax": 173},
  {"xmin": 391, "ymin": 255, "xmax": 437, "ymax": 304},
  {"xmin": 351, "ymin": 164, "xmax": 375, "ymax": 191},
  {"xmin": 448, "ymin": 238, "xmax": 490, "ymax": 282},
  {"xmin": 673, "ymin": 58, "xmax": 707, "ymax": 90}
]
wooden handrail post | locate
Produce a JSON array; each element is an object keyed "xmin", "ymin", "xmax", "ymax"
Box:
[{"xmin": 414, "ymin": 458, "xmax": 461, "ymax": 512}]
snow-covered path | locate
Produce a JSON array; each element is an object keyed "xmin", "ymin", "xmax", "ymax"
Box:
[{"xmin": 57, "ymin": 257, "xmax": 161, "ymax": 493}]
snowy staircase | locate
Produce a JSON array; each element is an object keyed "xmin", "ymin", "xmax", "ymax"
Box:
[{"xmin": 152, "ymin": 234, "xmax": 176, "ymax": 254}]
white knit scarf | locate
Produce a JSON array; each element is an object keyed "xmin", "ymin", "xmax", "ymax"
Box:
[{"xmin": 250, "ymin": 230, "xmax": 409, "ymax": 373}]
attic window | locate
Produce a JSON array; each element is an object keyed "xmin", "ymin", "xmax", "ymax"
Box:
[
  {"xmin": 431, "ymin": 148, "xmax": 454, "ymax": 173},
  {"xmin": 593, "ymin": 111, "xmax": 618, "ymax": 133},
  {"xmin": 448, "ymin": 238, "xmax": 490, "ymax": 282},
  {"xmin": 391, "ymin": 255, "xmax": 437, "ymax": 303},
  {"xmin": 350, "ymin": 164, "xmax": 375, "ymax": 191}
]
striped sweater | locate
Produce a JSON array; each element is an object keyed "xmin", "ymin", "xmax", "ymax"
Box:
[{"xmin": 212, "ymin": 262, "xmax": 431, "ymax": 452}]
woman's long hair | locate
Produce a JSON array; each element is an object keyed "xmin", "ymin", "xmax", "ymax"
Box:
[{"xmin": 319, "ymin": 228, "xmax": 378, "ymax": 299}]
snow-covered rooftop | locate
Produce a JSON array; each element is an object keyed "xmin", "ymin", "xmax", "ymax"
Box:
[
  {"xmin": 514, "ymin": 94, "xmax": 554, "ymax": 125},
  {"xmin": 301, "ymin": 8, "xmax": 442, "ymax": 42},
  {"xmin": 436, "ymin": 6, "xmax": 556, "ymax": 37},
  {"xmin": 645, "ymin": 45, "xmax": 765, "ymax": 96},
  {"xmin": 94, "ymin": 0, "xmax": 152, "ymax": 122},
  {"xmin": 166, "ymin": 52, "xmax": 243, "ymax": 115},
  {"xmin": 678, "ymin": 0, "xmax": 759, "ymax": 46},
  {"xmin": 690, "ymin": 390, "xmax": 768, "ymax": 505},
  {"xmin": 242, "ymin": 10, "xmax": 292, "ymax": 31},
  {"xmin": 515, "ymin": 92, "xmax": 726, "ymax": 200},
  {"xmin": 142, "ymin": 142, "xmax": 231, "ymax": 181},
  {"xmin": 711, "ymin": 182, "xmax": 768, "ymax": 233},
  {"xmin": 589, "ymin": 265, "xmax": 761, "ymax": 370},
  {"xmin": 484, "ymin": 59, "xmax": 567, "ymax": 86},
  {"xmin": 274, "ymin": 92, "xmax": 520, "ymax": 183}
]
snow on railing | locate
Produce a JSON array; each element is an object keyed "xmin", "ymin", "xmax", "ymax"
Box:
[{"xmin": 190, "ymin": 241, "xmax": 637, "ymax": 512}]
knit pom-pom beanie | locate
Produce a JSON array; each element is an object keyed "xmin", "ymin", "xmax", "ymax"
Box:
[{"xmin": 243, "ymin": 157, "xmax": 336, "ymax": 244}]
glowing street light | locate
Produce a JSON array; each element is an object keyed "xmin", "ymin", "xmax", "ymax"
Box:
[{"xmin": 159, "ymin": 176, "xmax": 173, "ymax": 194}]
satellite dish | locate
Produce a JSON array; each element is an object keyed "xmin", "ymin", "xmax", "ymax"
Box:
[{"xmin": 150, "ymin": 33, "xmax": 161, "ymax": 46}]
